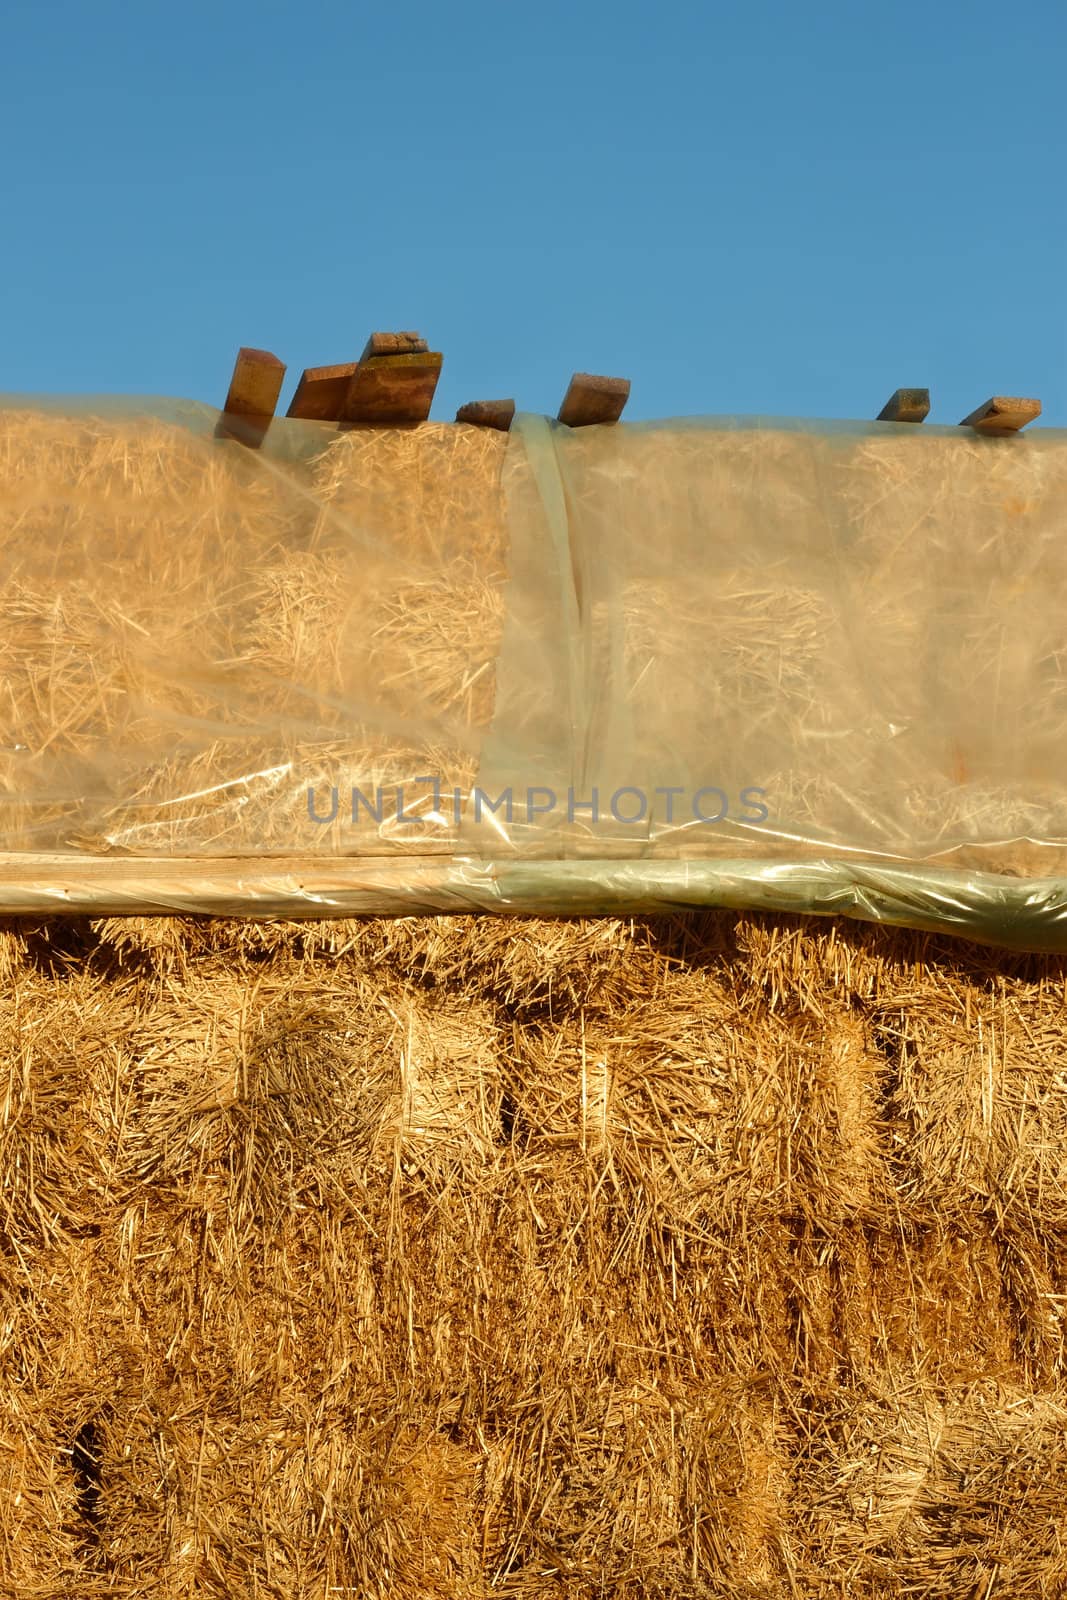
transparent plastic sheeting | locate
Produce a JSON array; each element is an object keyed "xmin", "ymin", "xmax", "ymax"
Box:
[
  {"xmin": 4, "ymin": 856, "xmax": 1067, "ymax": 953},
  {"xmin": 2, "ymin": 396, "xmax": 1067, "ymax": 946}
]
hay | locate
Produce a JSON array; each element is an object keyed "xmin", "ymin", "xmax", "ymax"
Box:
[
  {"xmin": 0, "ymin": 413, "xmax": 508, "ymax": 861},
  {"xmin": 2, "ymin": 909, "xmax": 1067, "ymax": 1595},
  {"xmin": 547, "ymin": 420, "xmax": 1067, "ymax": 873},
  {"xmin": 6, "ymin": 407, "xmax": 1067, "ymax": 1590},
  {"xmin": 5, "ymin": 407, "xmax": 1067, "ymax": 883}
]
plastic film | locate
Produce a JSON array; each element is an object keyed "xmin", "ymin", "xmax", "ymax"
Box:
[{"xmin": 3, "ymin": 396, "xmax": 1067, "ymax": 946}]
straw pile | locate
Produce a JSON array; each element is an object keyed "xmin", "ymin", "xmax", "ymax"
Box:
[{"xmin": 3, "ymin": 906, "xmax": 1067, "ymax": 1597}]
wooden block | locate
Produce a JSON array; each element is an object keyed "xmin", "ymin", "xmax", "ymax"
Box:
[
  {"xmin": 342, "ymin": 351, "xmax": 443, "ymax": 425},
  {"xmin": 287, "ymin": 361, "xmax": 360, "ymax": 421},
  {"xmin": 360, "ymin": 331, "xmax": 429, "ymax": 359},
  {"xmin": 217, "ymin": 347, "xmax": 286, "ymax": 447},
  {"xmin": 223, "ymin": 346, "xmax": 286, "ymax": 418},
  {"xmin": 876, "ymin": 388, "xmax": 930, "ymax": 423},
  {"xmin": 558, "ymin": 372, "xmax": 630, "ymax": 427},
  {"xmin": 960, "ymin": 396, "xmax": 1042, "ymax": 433},
  {"xmin": 455, "ymin": 399, "xmax": 515, "ymax": 431}
]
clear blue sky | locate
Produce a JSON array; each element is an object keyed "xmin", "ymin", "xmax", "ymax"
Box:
[{"xmin": 1, "ymin": 0, "xmax": 1064, "ymax": 425}]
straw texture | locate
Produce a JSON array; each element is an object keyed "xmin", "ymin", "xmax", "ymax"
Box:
[
  {"xmin": 0, "ymin": 413, "xmax": 508, "ymax": 859},
  {"xmin": 2, "ymin": 910, "xmax": 1066, "ymax": 1597},
  {"xmin": 5, "ymin": 407, "xmax": 1067, "ymax": 881}
]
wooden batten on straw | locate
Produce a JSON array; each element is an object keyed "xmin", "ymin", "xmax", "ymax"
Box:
[
  {"xmin": 286, "ymin": 334, "xmax": 440, "ymax": 427},
  {"xmin": 341, "ymin": 331, "xmax": 443, "ymax": 425},
  {"xmin": 287, "ymin": 362, "xmax": 360, "ymax": 421},
  {"xmin": 217, "ymin": 347, "xmax": 286, "ymax": 447},
  {"xmin": 558, "ymin": 372, "xmax": 631, "ymax": 426},
  {"xmin": 455, "ymin": 399, "xmax": 516, "ymax": 431},
  {"xmin": 361, "ymin": 331, "xmax": 429, "ymax": 358},
  {"xmin": 960, "ymin": 395, "xmax": 1042, "ymax": 433},
  {"xmin": 876, "ymin": 388, "xmax": 930, "ymax": 423}
]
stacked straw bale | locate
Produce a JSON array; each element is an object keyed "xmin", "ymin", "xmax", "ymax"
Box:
[
  {"xmin": 2, "ymin": 909, "xmax": 1067, "ymax": 1596},
  {"xmin": 3, "ymin": 407, "xmax": 1067, "ymax": 1594}
]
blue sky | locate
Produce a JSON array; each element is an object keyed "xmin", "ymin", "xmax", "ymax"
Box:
[{"xmin": 1, "ymin": 0, "xmax": 1064, "ymax": 425}]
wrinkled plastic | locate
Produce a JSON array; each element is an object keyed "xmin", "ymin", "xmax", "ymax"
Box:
[
  {"xmin": 5, "ymin": 853, "xmax": 1067, "ymax": 953},
  {"xmin": 2, "ymin": 396, "xmax": 1067, "ymax": 945}
]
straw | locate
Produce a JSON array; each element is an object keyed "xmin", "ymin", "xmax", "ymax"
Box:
[{"xmin": 3, "ymin": 907, "xmax": 1067, "ymax": 1593}]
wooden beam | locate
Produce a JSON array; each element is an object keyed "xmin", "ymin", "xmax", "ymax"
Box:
[
  {"xmin": 342, "ymin": 350, "xmax": 443, "ymax": 426},
  {"xmin": 286, "ymin": 361, "xmax": 359, "ymax": 421},
  {"xmin": 558, "ymin": 372, "xmax": 630, "ymax": 427},
  {"xmin": 877, "ymin": 388, "xmax": 930, "ymax": 424},
  {"xmin": 455, "ymin": 399, "xmax": 515, "ymax": 431},
  {"xmin": 217, "ymin": 347, "xmax": 286, "ymax": 447},
  {"xmin": 280, "ymin": 335, "xmax": 439, "ymax": 424},
  {"xmin": 361, "ymin": 331, "xmax": 429, "ymax": 359},
  {"xmin": 960, "ymin": 396, "xmax": 1041, "ymax": 433}
]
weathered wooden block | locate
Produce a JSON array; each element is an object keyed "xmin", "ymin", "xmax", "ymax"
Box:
[
  {"xmin": 342, "ymin": 351, "xmax": 443, "ymax": 425},
  {"xmin": 960, "ymin": 396, "xmax": 1042, "ymax": 433},
  {"xmin": 455, "ymin": 399, "xmax": 516, "ymax": 431},
  {"xmin": 876, "ymin": 388, "xmax": 930, "ymax": 424},
  {"xmin": 361, "ymin": 331, "xmax": 429, "ymax": 359},
  {"xmin": 287, "ymin": 362, "xmax": 360, "ymax": 421},
  {"xmin": 217, "ymin": 347, "xmax": 286, "ymax": 447},
  {"xmin": 558, "ymin": 372, "xmax": 630, "ymax": 427}
]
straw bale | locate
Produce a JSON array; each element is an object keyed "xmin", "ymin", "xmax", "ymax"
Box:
[
  {"xmin": 0, "ymin": 408, "xmax": 309, "ymax": 855},
  {"xmin": 4, "ymin": 408, "xmax": 1067, "ymax": 875},
  {"xmin": 794, "ymin": 1378, "xmax": 1067, "ymax": 1595},
  {"xmin": 551, "ymin": 421, "xmax": 1067, "ymax": 872},
  {"xmin": 4, "ymin": 409, "xmax": 1067, "ymax": 1591},
  {"xmin": 0, "ymin": 413, "xmax": 508, "ymax": 861},
  {"xmin": 3, "ymin": 909, "xmax": 1067, "ymax": 1594},
  {"xmin": 310, "ymin": 422, "xmax": 510, "ymax": 574}
]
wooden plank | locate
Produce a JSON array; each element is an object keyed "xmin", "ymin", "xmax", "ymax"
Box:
[
  {"xmin": 286, "ymin": 361, "xmax": 359, "ymax": 421},
  {"xmin": 361, "ymin": 331, "xmax": 429, "ymax": 359},
  {"xmin": 217, "ymin": 347, "xmax": 286, "ymax": 447},
  {"xmin": 455, "ymin": 399, "xmax": 515, "ymax": 431},
  {"xmin": 558, "ymin": 372, "xmax": 630, "ymax": 427},
  {"xmin": 960, "ymin": 396, "xmax": 1041, "ymax": 433},
  {"xmin": 876, "ymin": 388, "xmax": 930, "ymax": 424},
  {"xmin": 342, "ymin": 351, "xmax": 443, "ymax": 425}
]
